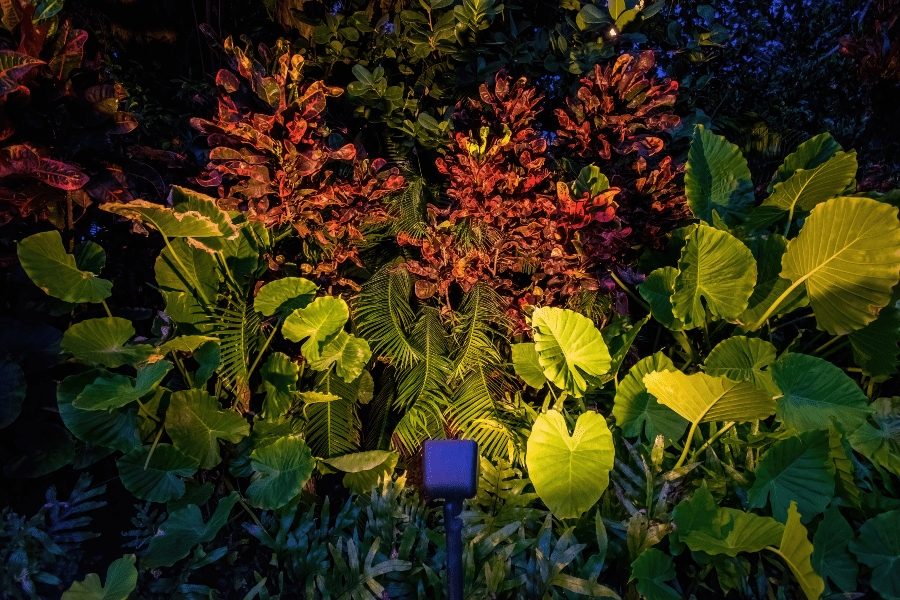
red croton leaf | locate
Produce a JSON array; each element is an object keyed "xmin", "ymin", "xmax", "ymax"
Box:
[{"xmin": 32, "ymin": 159, "xmax": 89, "ymax": 190}]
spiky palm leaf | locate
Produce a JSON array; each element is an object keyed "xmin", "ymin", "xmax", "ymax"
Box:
[
  {"xmin": 566, "ymin": 290, "xmax": 615, "ymax": 327},
  {"xmin": 353, "ymin": 264, "xmax": 422, "ymax": 369},
  {"xmin": 305, "ymin": 370, "xmax": 362, "ymax": 457},
  {"xmin": 391, "ymin": 396, "xmax": 446, "ymax": 458},
  {"xmin": 451, "ymin": 283, "xmax": 508, "ymax": 379},
  {"xmin": 385, "ymin": 175, "xmax": 429, "ymax": 240},
  {"xmin": 396, "ymin": 307, "xmax": 451, "ymax": 410},
  {"xmin": 449, "ymin": 362, "xmax": 522, "ymax": 462},
  {"xmin": 211, "ymin": 290, "xmax": 262, "ymax": 404},
  {"xmin": 364, "ymin": 369, "xmax": 396, "ymax": 452}
]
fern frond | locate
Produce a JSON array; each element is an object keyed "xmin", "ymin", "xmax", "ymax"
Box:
[
  {"xmin": 46, "ymin": 473, "xmax": 106, "ymax": 551},
  {"xmin": 391, "ymin": 395, "xmax": 446, "ymax": 458},
  {"xmin": 395, "ymin": 307, "xmax": 452, "ymax": 410},
  {"xmin": 566, "ymin": 290, "xmax": 614, "ymax": 327},
  {"xmin": 385, "ymin": 176, "xmax": 429, "ymax": 240},
  {"xmin": 305, "ymin": 370, "xmax": 361, "ymax": 457},
  {"xmin": 448, "ymin": 362, "xmax": 520, "ymax": 463},
  {"xmin": 451, "ymin": 283, "xmax": 508, "ymax": 379},
  {"xmin": 364, "ymin": 370, "xmax": 396, "ymax": 452},
  {"xmin": 211, "ymin": 290, "xmax": 263, "ymax": 401},
  {"xmin": 353, "ymin": 265, "xmax": 422, "ymax": 369}
]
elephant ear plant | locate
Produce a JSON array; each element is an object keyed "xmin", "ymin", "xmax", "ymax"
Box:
[{"xmin": 16, "ymin": 186, "xmax": 392, "ymax": 521}]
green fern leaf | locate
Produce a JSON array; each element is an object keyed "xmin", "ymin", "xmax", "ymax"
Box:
[
  {"xmin": 353, "ymin": 265, "xmax": 421, "ymax": 369},
  {"xmin": 304, "ymin": 370, "xmax": 361, "ymax": 457},
  {"xmin": 452, "ymin": 283, "xmax": 508, "ymax": 379},
  {"xmin": 211, "ymin": 291, "xmax": 263, "ymax": 401}
]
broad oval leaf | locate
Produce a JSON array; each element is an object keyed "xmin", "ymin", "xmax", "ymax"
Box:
[
  {"xmin": 307, "ymin": 331, "xmax": 372, "ymax": 383},
  {"xmin": 772, "ymin": 132, "xmax": 843, "ymax": 189},
  {"xmin": 812, "ymin": 505, "xmax": 859, "ymax": 593},
  {"xmin": 62, "ymin": 554, "xmax": 137, "ymax": 600},
  {"xmin": 631, "ymin": 548, "xmax": 679, "ymax": 600},
  {"xmin": 102, "ymin": 200, "xmax": 223, "ymax": 238},
  {"xmin": 740, "ymin": 233, "xmax": 808, "ymax": 326},
  {"xmin": 780, "ymin": 196, "xmax": 900, "ymax": 335},
  {"xmin": 771, "ymin": 353, "xmax": 872, "ymax": 434},
  {"xmin": 643, "ymin": 370, "xmax": 776, "ymax": 424},
  {"xmin": 283, "ymin": 296, "xmax": 349, "ymax": 360},
  {"xmin": 247, "ymin": 435, "xmax": 315, "ymax": 510},
  {"xmin": 747, "ymin": 430, "xmax": 835, "ymax": 523},
  {"xmin": 639, "ymin": 267, "xmax": 685, "ymax": 331},
  {"xmin": 848, "ymin": 396, "xmax": 900, "ymax": 478},
  {"xmin": 168, "ymin": 186, "xmax": 239, "ymax": 252},
  {"xmin": 671, "ymin": 224, "xmax": 757, "ymax": 328},
  {"xmin": 73, "ymin": 360, "xmax": 172, "ymax": 411},
  {"xmin": 612, "ymin": 352, "xmax": 687, "ymax": 445},
  {"xmin": 117, "ymin": 444, "xmax": 199, "ymax": 503},
  {"xmin": 57, "ymin": 370, "xmax": 142, "ymax": 452},
  {"xmin": 849, "ymin": 509, "xmax": 900, "ymax": 600},
  {"xmin": 776, "ymin": 502, "xmax": 826, "ymax": 600},
  {"xmin": 531, "ymin": 307, "xmax": 611, "ymax": 398},
  {"xmin": 165, "ymin": 390, "xmax": 250, "ymax": 469},
  {"xmin": 322, "ymin": 450, "xmax": 399, "ymax": 495},
  {"xmin": 703, "ymin": 336, "xmax": 777, "ymax": 390},
  {"xmin": 154, "ymin": 238, "xmax": 217, "ymax": 301},
  {"xmin": 260, "ymin": 352, "xmax": 299, "ymax": 419},
  {"xmin": 254, "ymin": 277, "xmax": 318, "ymax": 316},
  {"xmin": 61, "ymin": 318, "xmax": 144, "ymax": 368},
  {"xmin": 511, "ymin": 343, "xmax": 547, "ymax": 389},
  {"xmin": 685, "ymin": 124, "xmax": 755, "ymax": 226},
  {"xmin": 848, "ymin": 298, "xmax": 900, "ymax": 380},
  {"xmin": 17, "ymin": 231, "xmax": 112, "ymax": 304},
  {"xmin": 525, "ymin": 410, "xmax": 614, "ymax": 519}
]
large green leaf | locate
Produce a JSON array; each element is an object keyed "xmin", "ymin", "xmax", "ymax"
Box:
[
  {"xmin": 254, "ymin": 277, "xmax": 318, "ymax": 316},
  {"xmin": 747, "ymin": 430, "xmax": 835, "ymax": 523},
  {"xmin": 671, "ymin": 224, "xmax": 757, "ymax": 328},
  {"xmin": 321, "ymin": 450, "xmax": 399, "ymax": 495},
  {"xmin": 308, "ymin": 330, "xmax": 372, "ymax": 383},
  {"xmin": 739, "ymin": 234, "xmax": 808, "ymax": 326},
  {"xmin": 247, "ymin": 435, "xmax": 315, "ymax": 509},
  {"xmin": 57, "ymin": 370, "xmax": 142, "ymax": 452},
  {"xmin": 849, "ymin": 510, "xmax": 900, "ymax": 600},
  {"xmin": 0, "ymin": 359, "xmax": 25, "ymax": 429},
  {"xmin": 811, "ymin": 505, "xmax": 858, "ymax": 593},
  {"xmin": 675, "ymin": 484, "xmax": 784, "ymax": 557},
  {"xmin": 511, "ymin": 343, "xmax": 547, "ymax": 389},
  {"xmin": 0, "ymin": 318, "xmax": 64, "ymax": 373},
  {"xmin": 62, "ymin": 555, "xmax": 137, "ymax": 600},
  {"xmin": 848, "ymin": 298, "xmax": 900, "ymax": 380},
  {"xmin": 61, "ymin": 318, "xmax": 146, "ymax": 368},
  {"xmin": 775, "ymin": 502, "xmax": 825, "ymax": 600},
  {"xmin": 848, "ymin": 396, "xmax": 900, "ymax": 478},
  {"xmin": 685, "ymin": 124, "xmax": 755, "ymax": 226},
  {"xmin": 770, "ymin": 353, "xmax": 872, "ymax": 434},
  {"xmin": 779, "ymin": 196, "xmax": 900, "ymax": 335},
  {"xmin": 525, "ymin": 410, "xmax": 614, "ymax": 519},
  {"xmin": 530, "ymin": 307, "xmax": 611, "ymax": 398},
  {"xmin": 165, "ymin": 390, "xmax": 250, "ymax": 469},
  {"xmin": 612, "ymin": 352, "xmax": 687, "ymax": 445},
  {"xmin": 168, "ymin": 186, "xmax": 239, "ymax": 253},
  {"xmin": 630, "ymin": 548, "xmax": 679, "ymax": 600},
  {"xmin": 772, "ymin": 132, "xmax": 844, "ymax": 189},
  {"xmin": 116, "ymin": 444, "xmax": 199, "ymax": 503},
  {"xmin": 643, "ymin": 370, "xmax": 776, "ymax": 425},
  {"xmin": 102, "ymin": 200, "xmax": 223, "ymax": 238},
  {"xmin": 17, "ymin": 231, "xmax": 112, "ymax": 304},
  {"xmin": 72, "ymin": 360, "xmax": 172, "ymax": 411},
  {"xmin": 3, "ymin": 422, "xmax": 75, "ymax": 478},
  {"xmin": 702, "ymin": 336, "xmax": 777, "ymax": 389},
  {"xmin": 260, "ymin": 352, "xmax": 299, "ymax": 419},
  {"xmin": 639, "ymin": 267, "xmax": 685, "ymax": 331},
  {"xmin": 154, "ymin": 238, "xmax": 218, "ymax": 302},
  {"xmin": 282, "ymin": 296, "xmax": 349, "ymax": 361},
  {"xmin": 142, "ymin": 492, "xmax": 239, "ymax": 569},
  {"xmin": 744, "ymin": 151, "xmax": 857, "ymax": 232}
]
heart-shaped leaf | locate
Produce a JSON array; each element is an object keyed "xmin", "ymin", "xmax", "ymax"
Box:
[
  {"xmin": 117, "ymin": 444, "xmax": 199, "ymax": 503},
  {"xmin": 531, "ymin": 307, "xmax": 611, "ymax": 398},
  {"xmin": 322, "ymin": 450, "xmax": 399, "ymax": 495},
  {"xmin": 643, "ymin": 370, "xmax": 776, "ymax": 425},
  {"xmin": 812, "ymin": 505, "xmax": 859, "ymax": 593},
  {"xmin": 17, "ymin": 231, "xmax": 112, "ymax": 304},
  {"xmin": 849, "ymin": 509, "xmax": 900, "ymax": 600},
  {"xmin": 102, "ymin": 200, "xmax": 223, "ymax": 238},
  {"xmin": 62, "ymin": 554, "xmax": 137, "ymax": 600},
  {"xmin": 73, "ymin": 360, "xmax": 172, "ymax": 411},
  {"xmin": 702, "ymin": 336, "xmax": 777, "ymax": 389},
  {"xmin": 511, "ymin": 343, "xmax": 547, "ymax": 389},
  {"xmin": 307, "ymin": 331, "xmax": 371, "ymax": 383},
  {"xmin": 282, "ymin": 296, "xmax": 349, "ymax": 360},
  {"xmin": 57, "ymin": 370, "xmax": 142, "ymax": 452},
  {"xmin": 62, "ymin": 318, "xmax": 148, "ymax": 368},
  {"xmin": 260, "ymin": 352, "xmax": 299, "ymax": 419},
  {"xmin": 685, "ymin": 124, "xmax": 755, "ymax": 225},
  {"xmin": 640, "ymin": 267, "xmax": 685, "ymax": 331},
  {"xmin": 255, "ymin": 277, "xmax": 318, "ymax": 317},
  {"xmin": 165, "ymin": 390, "xmax": 250, "ymax": 469},
  {"xmin": 613, "ymin": 352, "xmax": 687, "ymax": 445},
  {"xmin": 247, "ymin": 435, "xmax": 315, "ymax": 510},
  {"xmin": 526, "ymin": 410, "xmax": 614, "ymax": 519}
]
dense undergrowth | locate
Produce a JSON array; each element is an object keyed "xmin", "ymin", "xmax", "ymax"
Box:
[{"xmin": 1, "ymin": 0, "xmax": 899, "ymax": 599}]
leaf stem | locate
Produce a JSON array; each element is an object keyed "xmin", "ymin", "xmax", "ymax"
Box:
[
  {"xmin": 608, "ymin": 270, "xmax": 651, "ymax": 312},
  {"xmin": 135, "ymin": 398, "xmax": 160, "ymax": 422},
  {"xmin": 144, "ymin": 424, "xmax": 165, "ymax": 470},
  {"xmin": 818, "ymin": 340, "xmax": 849, "ymax": 360},
  {"xmin": 672, "ymin": 330, "xmax": 700, "ymax": 367},
  {"xmin": 689, "ymin": 421, "xmax": 736, "ymax": 463},
  {"xmin": 172, "ymin": 353, "xmax": 193, "ymax": 388},
  {"xmin": 810, "ymin": 335, "xmax": 844, "ymax": 356},
  {"xmin": 159, "ymin": 232, "xmax": 212, "ymax": 306},
  {"xmin": 747, "ymin": 279, "xmax": 803, "ymax": 332},
  {"xmin": 101, "ymin": 300, "xmax": 113, "ymax": 318},
  {"xmin": 675, "ymin": 420, "xmax": 701, "ymax": 469},
  {"xmin": 247, "ymin": 318, "xmax": 280, "ymax": 381}
]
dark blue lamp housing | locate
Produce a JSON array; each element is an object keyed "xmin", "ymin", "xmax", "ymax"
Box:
[{"xmin": 423, "ymin": 439, "xmax": 479, "ymax": 600}]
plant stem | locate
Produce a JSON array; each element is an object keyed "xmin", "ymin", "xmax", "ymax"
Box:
[
  {"xmin": 748, "ymin": 279, "xmax": 804, "ymax": 332},
  {"xmin": 608, "ymin": 270, "xmax": 651, "ymax": 312},
  {"xmin": 157, "ymin": 230, "xmax": 212, "ymax": 306},
  {"xmin": 672, "ymin": 330, "xmax": 700, "ymax": 367},
  {"xmin": 144, "ymin": 424, "xmax": 165, "ymax": 469},
  {"xmin": 818, "ymin": 340, "xmax": 850, "ymax": 360},
  {"xmin": 135, "ymin": 398, "xmax": 160, "ymax": 422},
  {"xmin": 690, "ymin": 421, "xmax": 736, "ymax": 463},
  {"xmin": 811, "ymin": 335, "xmax": 844, "ymax": 356},
  {"xmin": 675, "ymin": 420, "xmax": 700, "ymax": 470},
  {"xmin": 247, "ymin": 318, "xmax": 280, "ymax": 381},
  {"xmin": 172, "ymin": 353, "xmax": 193, "ymax": 388},
  {"xmin": 101, "ymin": 300, "xmax": 113, "ymax": 318}
]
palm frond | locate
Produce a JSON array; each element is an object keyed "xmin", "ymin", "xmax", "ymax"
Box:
[
  {"xmin": 211, "ymin": 290, "xmax": 262, "ymax": 404},
  {"xmin": 364, "ymin": 369, "xmax": 396, "ymax": 452},
  {"xmin": 448, "ymin": 362, "xmax": 521, "ymax": 463},
  {"xmin": 396, "ymin": 307, "xmax": 452, "ymax": 410},
  {"xmin": 566, "ymin": 290, "xmax": 615, "ymax": 327},
  {"xmin": 353, "ymin": 264, "xmax": 422, "ymax": 369},
  {"xmin": 390, "ymin": 395, "xmax": 446, "ymax": 458},
  {"xmin": 451, "ymin": 283, "xmax": 509, "ymax": 379},
  {"xmin": 305, "ymin": 370, "xmax": 362, "ymax": 457},
  {"xmin": 385, "ymin": 175, "xmax": 429, "ymax": 240}
]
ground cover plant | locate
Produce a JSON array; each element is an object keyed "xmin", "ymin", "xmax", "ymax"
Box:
[{"xmin": 1, "ymin": 0, "xmax": 899, "ymax": 599}]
